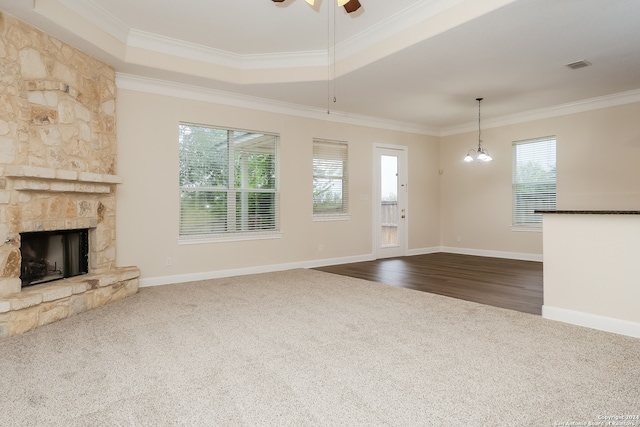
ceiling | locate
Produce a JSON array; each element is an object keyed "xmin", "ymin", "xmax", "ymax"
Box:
[{"xmin": 2, "ymin": 0, "xmax": 640, "ymax": 135}]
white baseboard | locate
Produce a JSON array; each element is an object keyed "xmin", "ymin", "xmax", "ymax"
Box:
[
  {"xmin": 140, "ymin": 248, "xmax": 542, "ymax": 287},
  {"xmin": 543, "ymin": 305, "xmax": 640, "ymax": 338},
  {"xmin": 406, "ymin": 246, "xmax": 441, "ymax": 256},
  {"xmin": 440, "ymin": 246, "xmax": 543, "ymax": 262},
  {"xmin": 138, "ymin": 253, "xmax": 375, "ymax": 288}
]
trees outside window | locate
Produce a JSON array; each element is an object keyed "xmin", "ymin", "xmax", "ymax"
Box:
[
  {"xmin": 179, "ymin": 124, "xmax": 278, "ymax": 239},
  {"xmin": 313, "ymin": 140, "xmax": 348, "ymax": 217},
  {"xmin": 512, "ymin": 137, "xmax": 556, "ymax": 229}
]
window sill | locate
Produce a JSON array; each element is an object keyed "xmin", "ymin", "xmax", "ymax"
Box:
[
  {"xmin": 511, "ymin": 225, "xmax": 542, "ymax": 233},
  {"xmin": 179, "ymin": 232, "xmax": 283, "ymax": 245},
  {"xmin": 312, "ymin": 214, "xmax": 351, "ymax": 222}
]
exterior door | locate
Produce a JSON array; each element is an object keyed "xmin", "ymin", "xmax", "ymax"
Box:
[{"xmin": 374, "ymin": 145, "xmax": 408, "ymax": 259}]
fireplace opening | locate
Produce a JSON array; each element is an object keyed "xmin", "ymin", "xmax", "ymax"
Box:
[{"xmin": 20, "ymin": 229, "xmax": 89, "ymax": 288}]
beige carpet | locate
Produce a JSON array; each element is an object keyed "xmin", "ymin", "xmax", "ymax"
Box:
[{"xmin": 1, "ymin": 269, "xmax": 638, "ymax": 426}]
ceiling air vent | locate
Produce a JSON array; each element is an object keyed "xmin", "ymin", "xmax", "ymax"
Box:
[{"xmin": 565, "ymin": 60, "xmax": 591, "ymax": 70}]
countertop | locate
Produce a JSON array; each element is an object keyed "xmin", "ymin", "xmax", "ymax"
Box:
[{"xmin": 535, "ymin": 210, "xmax": 640, "ymax": 215}]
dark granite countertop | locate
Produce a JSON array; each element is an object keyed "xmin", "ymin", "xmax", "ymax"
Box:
[{"xmin": 535, "ymin": 210, "xmax": 640, "ymax": 215}]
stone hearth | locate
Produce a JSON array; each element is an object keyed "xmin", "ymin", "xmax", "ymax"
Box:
[
  {"xmin": 0, "ymin": 267, "xmax": 139, "ymax": 338},
  {"xmin": 0, "ymin": 13, "xmax": 139, "ymax": 338}
]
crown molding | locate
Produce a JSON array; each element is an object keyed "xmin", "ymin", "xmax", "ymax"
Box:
[
  {"xmin": 52, "ymin": 0, "xmax": 467, "ymax": 72},
  {"xmin": 116, "ymin": 73, "xmax": 640, "ymax": 138},
  {"xmin": 336, "ymin": 0, "xmax": 465, "ymax": 61},
  {"xmin": 242, "ymin": 51, "xmax": 329, "ymax": 70},
  {"xmin": 127, "ymin": 29, "xmax": 328, "ymax": 71},
  {"xmin": 126, "ymin": 29, "xmax": 242, "ymax": 69},
  {"xmin": 48, "ymin": 0, "xmax": 330, "ymax": 72},
  {"xmin": 50, "ymin": 0, "xmax": 496, "ymax": 77},
  {"xmin": 55, "ymin": 0, "xmax": 129, "ymax": 43},
  {"xmin": 115, "ymin": 73, "xmax": 438, "ymax": 136},
  {"xmin": 335, "ymin": 0, "xmax": 516, "ymax": 76},
  {"xmin": 440, "ymin": 89, "xmax": 640, "ymax": 137}
]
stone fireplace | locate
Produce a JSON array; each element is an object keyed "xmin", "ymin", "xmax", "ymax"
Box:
[
  {"xmin": 20, "ymin": 228, "xmax": 89, "ymax": 287},
  {"xmin": 0, "ymin": 13, "xmax": 139, "ymax": 339}
]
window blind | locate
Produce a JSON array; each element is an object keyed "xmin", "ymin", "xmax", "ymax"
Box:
[
  {"xmin": 179, "ymin": 123, "xmax": 279, "ymax": 239},
  {"xmin": 313, "ymin": 140, "xmax": 348, "ymax": 215},
  {"xmin": 512, "ymin": 136, "xmax": 556, "ymax": 228}
]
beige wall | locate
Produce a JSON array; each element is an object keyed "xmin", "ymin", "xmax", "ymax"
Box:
[
  {"xmin": 439, "ymin": 102, "xmax": 640, "ymax": 257},
  {"xmin": 115, "ymin": 88, "xmax": 440, "ymax": 281},
  {"xmin": 542, "ymin": 214, "xmax": 640, "ymax": 336},
  {"xmin": 117, "ymin": 89, "xmax": 640, "ymax": 282}
]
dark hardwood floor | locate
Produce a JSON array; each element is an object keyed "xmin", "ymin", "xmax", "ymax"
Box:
[{"xmin": 314, "ymin": 252, "xmax": 543, "ymax": 315}]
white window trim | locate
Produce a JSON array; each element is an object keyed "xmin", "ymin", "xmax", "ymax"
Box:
[
  {"xmin": 178, "ymin": 232, "xmax": 283, "ymax": 245},
  {"xmin": 510, "ymin": 225, "xmax": 543, "ymax": 233},
  {"xmin": 312, "ymin": 214, "xmax": 351, "ymax": 222}
]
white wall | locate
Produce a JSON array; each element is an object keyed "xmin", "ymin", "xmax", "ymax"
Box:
[
  {"xmin": 542, "ymin": 214, "xmax": 640, "ymax": 337},
  {"xmin": 115, "ymin": 86, "xmax": 440, "ymax": 283},
  {"xmin": 439, "ymin": 102, "xmax": 640, "ymax": 259}
]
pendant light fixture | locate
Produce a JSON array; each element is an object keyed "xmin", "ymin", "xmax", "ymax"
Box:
[{"xmin": 464, "ymin": 97, "xmax": 493, "ymax": 163}]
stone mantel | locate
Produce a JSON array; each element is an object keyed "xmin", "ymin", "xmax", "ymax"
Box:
[
  {"xmin": 4, "ymin": 165, "xmax": 123, "ymax": 194},
  {"xmin": 5, "ymin": 165, "xmax": 123, "ymax": 184}
]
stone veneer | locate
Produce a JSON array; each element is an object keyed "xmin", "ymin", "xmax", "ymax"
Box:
[{"xmin": 0, "ymin": 13, "xmax": 139, "ymax": 338}]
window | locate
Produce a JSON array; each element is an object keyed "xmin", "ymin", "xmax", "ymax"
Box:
[
  {"xmin": 179, "ymin": 123, "xmax": 279, "ymax": 240},
  {"xmin": 313, "ymin": 139, "xmax": 349, "ymax": 219},
  {"xmin": 512, "ymin": 136, "xmax": 556, "ymax": 230}
]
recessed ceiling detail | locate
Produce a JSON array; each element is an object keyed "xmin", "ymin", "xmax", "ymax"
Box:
[{"xmin": 4, "ymin": 0, "xmax": 640, "ymax": 132}]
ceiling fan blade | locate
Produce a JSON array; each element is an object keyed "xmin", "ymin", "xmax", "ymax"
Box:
[
  {"xmin": 271, "ymin": 0, "xmax": 361, "ymax": 12},
  {"xmin": 343, "ymin": 0, "xmax": 361, "ymax": 13}
]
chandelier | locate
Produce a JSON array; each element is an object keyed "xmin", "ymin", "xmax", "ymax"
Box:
[
  {"xmin": 464, "ymin": 98, "xmax": 493, "ymax": 163},
  {"xmin": 272, "ymin": 0, "xmax": 362, "ymax": 14}
]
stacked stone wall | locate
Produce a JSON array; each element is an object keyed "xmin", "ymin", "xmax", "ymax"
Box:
[
  {"xmin": 0, "ymin": 12, "xmax": 120, "ymax": 296},
  {"xmin": 0, "ymin": 13, "xmax": 138, "ymax": 337}
]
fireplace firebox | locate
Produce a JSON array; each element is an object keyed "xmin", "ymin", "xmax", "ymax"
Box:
[{"xmin": 20, "ymin": 229, "xmax": 89, "ymax": 288}]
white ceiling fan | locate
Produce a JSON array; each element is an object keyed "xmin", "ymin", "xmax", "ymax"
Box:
[{"xmin": 272, "ymin": 0, "xmax": 362, "ymax": 14}]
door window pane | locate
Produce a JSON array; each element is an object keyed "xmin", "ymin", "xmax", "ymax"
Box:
[{"xmin": 381, "ymin": 155, "xmax": 398, "ymax": 246}]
